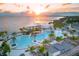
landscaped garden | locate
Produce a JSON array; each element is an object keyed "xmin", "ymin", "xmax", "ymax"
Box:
[{"xmin": 0, "ymin": 16, "xmax": 79, "ymax": 56}]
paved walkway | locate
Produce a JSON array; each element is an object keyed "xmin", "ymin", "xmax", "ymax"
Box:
[{"xmin": 60, "ymin": 46, "xmax": 79, "ymax": 56}]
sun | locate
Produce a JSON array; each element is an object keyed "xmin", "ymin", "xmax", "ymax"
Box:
[
  {"xmin": 33, "ymin": 7, "xmax": 44, "ymax": 15},
  {"xmin": 33, "ymin": 8, "xmax": 43, "ymax": 15},
  {"xmin": 30, "ymin": 5, "xmax": 46, "ymax": 15}
]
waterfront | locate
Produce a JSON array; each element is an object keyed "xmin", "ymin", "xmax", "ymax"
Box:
[{"xmin": 0, "ymin": 3, "xmax": 79, "ymax": 56}]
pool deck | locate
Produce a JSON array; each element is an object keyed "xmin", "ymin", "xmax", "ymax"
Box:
[
  {"xmin": 47, "ymin": 40, "xmax": 75, "ymax": 56},
  {"xmin": 60, "ymin": 46, "xmax": 79, "ymax": 56}
]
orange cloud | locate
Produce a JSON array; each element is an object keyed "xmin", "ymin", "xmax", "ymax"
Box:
[{"xmin": 0, "ymin": 3, "xmax": 79, "ymax": 14}]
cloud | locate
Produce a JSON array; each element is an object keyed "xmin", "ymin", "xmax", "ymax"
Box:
[
  {"xmin": 0, "ymin": 3, "xmax": 27, "ymax": 13},
  {"xmin": 0, "ymin": 3, "xmax": 79, "ymax": 14},
  {"xmin": 0, "ymin": 0, "xmax": 73, "ymax": 3}
]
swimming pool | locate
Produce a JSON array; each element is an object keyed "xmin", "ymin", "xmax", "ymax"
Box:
[
  {"xmin": 10, "ymin": 31, "xmax": 50, "ymax": 56},
  {"xmin": 15, "ymin": 31, "xmax": 50, "ymax": 48},
  {"xmin": 10, "ymin": 29, "xmax": 63, "ymax": 56}
]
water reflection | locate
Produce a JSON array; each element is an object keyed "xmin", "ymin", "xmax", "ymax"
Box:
[{"xmin": 0, "ymin": 15, "xmax": 50, "ymax": 32}]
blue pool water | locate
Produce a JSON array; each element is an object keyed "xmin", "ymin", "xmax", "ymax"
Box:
[
  {"xmin": 10, "ymin": 31, "xmax": 51, "ymax": 56},
  {"xmin": 10, "ymin": 30, "xmax": 63, "ymax": 56},
  {"xmin": 15, "ymin": 31, "xmax": 50, "ymax": 49}
]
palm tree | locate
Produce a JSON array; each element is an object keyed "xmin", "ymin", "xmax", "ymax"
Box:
[
  {"xmin": 42, "ymin": 39, "xmax": 51, "ymax": 45},
  {"xmin": 25, "ymin": 44, "xmax": 49, "ymax": 56},
  {"xmin": 25, "ymin": 46, "xmax": 36, "ymax": 56},
  {"xmin": 37, "ymin": 45, "xmax": 48, "ymax": 56},
  {"xmin": 48, "ymin": 21, "xmax": 54, "ymax": 33},
  {"xmin": 0, "ymin": 31, "xmax": 7, "ymax": 40},
  {"xmin": 30, "ymin": 30, "xmax": 37, "ymax": 41},
  {"xmin": 11, "ymin": 32, "xmax": 17, "ymax": 46},
  {"xmin": 48, "ymin": 33, "xmax": 55, "ymax": 41},
  {"xmin": 0, "ymin": 41, "xmax": 11, "ymax": 56},
  {"xmin": 30, "ymin": 27, "xmax": 41, "ymax": 42},
  {"xmin": 0, "ymin": 31, "xmax": 11, "ymax": 56},
  {"xmin": 56, "ymin": 36, "xmax": 64, "ymax": 42},
  {"xmin": 62, "ymin": 33, "xmax": 68, "ymax": 38},
  {"xmin": 70, "ymin": 36, "xmax": 79, "ymax": 41},
  {"xmin": 19, "ymin": 27, "xmax": 30, "ymax": 35},
  {"xmin": 63, "ymin": 33, "xmax": 68, "ymax": 36},
  {"xmin": 28, "ymin": 46, "xmax": 36, "ymax": 53}
]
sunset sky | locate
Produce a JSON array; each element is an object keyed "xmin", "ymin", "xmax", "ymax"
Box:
[
  {"xmin": 0, "ymin": 3, "xmax": 79, "ymax": 14},
  {"xmin": 0, "ymin": 0, "xmax": 79, "ymax": 16},
  {"xmin": 0, "ymin": 0, "xmax": 79, "ymax": 32},
  {"xmin": 0, "ymin": 0, "xmax": 76, "ymax": 3}
]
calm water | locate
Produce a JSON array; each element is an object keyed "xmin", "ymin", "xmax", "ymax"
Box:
[
  {"xmin": 0, "ymin": 12, "xmax": 79, "ymax": 32},
  {"xmin": 0, "ymin": 16, "xmax": 50, "ymax": 32}
]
